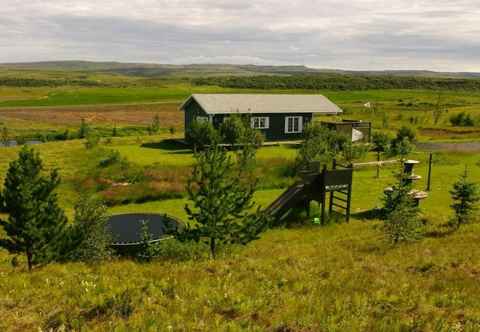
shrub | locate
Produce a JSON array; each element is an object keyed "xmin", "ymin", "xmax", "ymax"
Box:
[
  {"xmin": 62, "ymin": 195, "xmax": 112, "ymax": 262},
  {"xmin": 449, "ymin": 112, "xmax": 475, "ymax": 127},
  {"xmin": 187, "ymin": 120, "xmax": 221, "ymax": 150},
  {"xmin": 85, "ymin": 131, "xmax": 100, "ymax": 149},
  {"xmin": 383, "ymin": 170, "xmax": 423, "ymax": 243},
  {"xmin": 341, "ymin": 141, "xmax": 369, "ymax": 163},
  {"xmin": 1, "ymin": 126, "xmax": 9, "ymax": 146},
  {"xmin": 78, "ymin": 118, "xmax": 89, "ymax": 139},
  {"xmin": 372, "ymin": 132, "xmax": 391, "ymax": 153},
  {"xmin": 220, "ymin": 115, "xmax": 244, "ymax": 146},
  {"xmin": 98, "ymin": 150, "xmax": 123, "ymax": 168},
  {"xmin": 396, "ymin": 126, "xmax": 416, "ymax": 143},
  {"xmin": 390, "ymin": 127, "xmax": 416, "ymax": 159},
  {"xmin": 136, "ymin": 220, "xmax": 158, "ymax": 262},
  {"xmin": 150, "ymin": 114, "xmax": 160, "ymax": 134},
  {"xmin": 295, "ymin": 123, "xmax": 342, "ymax": 172},
  {"xmin": 449, "ymin": 169, "xmax": 479, "ymax": 229}
]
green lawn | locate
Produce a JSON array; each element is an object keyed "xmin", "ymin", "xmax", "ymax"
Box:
[{"xmin": 0, "ymin": 102, "xmax": 480, "ymax": 330}]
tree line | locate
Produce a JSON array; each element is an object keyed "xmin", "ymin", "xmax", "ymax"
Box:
[
  {"xmin": 193, "ymin": 74, "xmax": 480, "ymax": 91},
  {"xmin": 0, "ymin": 78, "xmax": 107, "ymax": 87}
]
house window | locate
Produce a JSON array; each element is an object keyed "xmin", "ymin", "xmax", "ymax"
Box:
[
  {"xmin": 285, "ymin": 116, "xmax": 303, "ymax": 133},
  {"xmin": 251, "ymin": 116, "xmax": 269, "ymax": 129},
  {"xmin": 196, "ymin": 116, "xmax": 209, "ymax": 123}
]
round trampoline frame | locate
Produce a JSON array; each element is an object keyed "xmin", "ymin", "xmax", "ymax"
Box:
[{"xmin": 106, "ymin": 213, "xmax": 183, "ymax": 248}]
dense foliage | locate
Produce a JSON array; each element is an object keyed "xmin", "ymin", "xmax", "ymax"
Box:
[
  {"xmin": 295, "ymin": 123, "xmax": 345, "ymax": 171},
  {"xmin": 0, "ymin": 77, "xmax": 104, "ymax": 87},
  {"xmin": 186, "ymin": 120, "xmax": 221, "ymax": 150},
  {"xmin": 0, "ymin": 147, "xmax": 68, "ymax": 270},
  {"xmin": 449, "ymin": 112, "xmax": 476, "ymax": 127},
  {"xmin": 193, "ymin": 74, "xmax": 480, "ymax": 91},
  {"xmin": 62, "ymin": 195, "xmax": 112, "ymax": 262}
]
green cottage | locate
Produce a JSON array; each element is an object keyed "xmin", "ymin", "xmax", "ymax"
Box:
[{"xmin": 180, "ymin": 94, "xmax": 343, "ymax": 142}]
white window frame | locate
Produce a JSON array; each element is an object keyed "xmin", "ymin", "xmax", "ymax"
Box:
[
  {"xmin": 285, "ymin": 116, "xmax": 303, "ymax": 134},
  {"xmin": 251, "ymin": 116, "xmax": 269, "ymax": 129}
]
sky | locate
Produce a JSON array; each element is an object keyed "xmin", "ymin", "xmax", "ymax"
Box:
[{"xmin": 1, "ymin": 0, "xmax": 479, "ymax": 71}]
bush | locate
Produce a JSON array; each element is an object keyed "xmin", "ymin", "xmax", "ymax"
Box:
[
  {"xmin": 383, "ymin": 170, "xmax": 423, "ymax": 243},
  {"xmin": 389, "ymin": 127, "xmax": 416, "ymax": 158},
  {"xmin": 98, "ymin": 150, "xmax": 123, "ymax": 168},
  {"xmin": 396, "ymin": 126, "xmax": 416, "ymax": 142},
  {"xmin": 449, "ymin": 169, "xmax": 479, "ymax": 229},
  {"xmin": 85, "ymin": 131, "xmax": 100, "ymax": 149},
  {"xmin": 220, "ymin": 115, "xmax": 244, "ymax": 146},
  {"xmin": 384, "ymin": 200, "xmax": 423, "ymax": 244},
  {"xmin": 295, "ymin": 123, "xmax": 343, "ymax": 172},
  {"xmin": 187, "ymin": 120, "xmax": 221, "ymax": 150},
  {"xmin": 449, "ymin": 112, "xmax": 475, "ymax": 127},
  {"xmin": 62, "ymin": 195, "xmax": 112, "ymax": 262},
  {"xmin": 372, "ymin": 132, "xmax": 391, "ymax": 153},
  {"xmin": 341, "ymin": 141, "xmax": 369, "ymax": 163}
]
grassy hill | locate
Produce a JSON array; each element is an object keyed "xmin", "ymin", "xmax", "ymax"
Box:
[
  {"xmin": 0, "ymin": 135, "xmax": 479, "ymax": 330},
  {"xmin": 0, "ymin": 61, "xmax": 480, "ymax": 330},
  {"xmin": 1, "ymin": 61, "xmax": 480, "ymax": 78}
]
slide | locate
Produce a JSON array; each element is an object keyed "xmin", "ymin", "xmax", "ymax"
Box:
[{"xmin": 265, "ymin": 182, "xmax": 308, "ymax": 220}]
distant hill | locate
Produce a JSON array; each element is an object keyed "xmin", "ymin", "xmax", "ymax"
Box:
[{"xmin": 1, "ymin": 61, "xmax": 479, "ymax": 79}]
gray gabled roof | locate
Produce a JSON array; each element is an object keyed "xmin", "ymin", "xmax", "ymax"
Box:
[{"xmin": 180, "ymin": 94, "xmax": 343, "ymax": 115}]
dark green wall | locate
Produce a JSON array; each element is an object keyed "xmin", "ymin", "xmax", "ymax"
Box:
[
  {"xmin": 183, "ymin": 99, "xmax": 312, "ymax": 141},
  {"xmin": 183, "ymin": 99, "xmax": 209, "ymax": 140}
]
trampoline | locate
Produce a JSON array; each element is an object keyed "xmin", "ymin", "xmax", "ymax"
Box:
[{"xmin": 106, "ymin": 213, "xmax": 183, "ymax": 247}]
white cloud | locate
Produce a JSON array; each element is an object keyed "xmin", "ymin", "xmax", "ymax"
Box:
[{"xmin": 1, "ymin": 0, "xmax": 479, "ymax": 71}]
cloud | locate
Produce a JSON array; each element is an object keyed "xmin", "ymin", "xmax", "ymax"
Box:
[{"xmin": 0, "ymin": 0, "xmax": 479, "ymax": 71}]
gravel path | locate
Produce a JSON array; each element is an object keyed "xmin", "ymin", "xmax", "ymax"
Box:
[{"xmin": 416, "ymin": 141, "xmax": 480, "ymax": 152}]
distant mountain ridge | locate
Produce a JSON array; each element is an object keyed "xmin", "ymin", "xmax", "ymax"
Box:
[{"xmin": 1, "ymin": 60, "xmax": 479, "ymax": 79}]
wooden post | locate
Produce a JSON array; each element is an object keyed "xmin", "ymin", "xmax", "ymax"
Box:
[
  {"xmin": 329, "ymin": 159, "xmax": 336, "ymax": 214},
  {"xmin": 376, "ymin": 151, "xmax": 380, "ymax": 178},
  {"xmin": 321, "ymin": 191, "xmax": 326, "ymax": 225},
  {"xmin": 321, "ymin": 165, "xmax": 327, "ymax": 224},
  {"xmin": 426, "ymin": 153, "xmax": 433, "ymax": 191},
  {"xmin": 346, "ymin": 184, "xmax": 352, "ymax": 222}
]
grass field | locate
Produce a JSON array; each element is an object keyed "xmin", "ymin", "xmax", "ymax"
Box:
[
  {"xmin": 1, "ymin": 69, "xmax": 480, "ymax": 330},
  {"xmin": 0, "ymin": 131, "xmax": 479, "ymax": 331},
  {"xmin": 1, "ymin": 83, "xmax": 479, "ymax": 141}
]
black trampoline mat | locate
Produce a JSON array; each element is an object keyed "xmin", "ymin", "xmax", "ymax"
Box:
[{"xmin": 106, "ymin": 213, "xmax": 180, "ymax": 244}]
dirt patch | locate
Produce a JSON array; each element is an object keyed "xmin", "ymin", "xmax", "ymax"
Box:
[
  {"xmin": 0, "ymin": 103, "xmax": 183, "ymax": 128},
  {"xmin": 420, "ymin": 127, "xmax": 480, "ymax": 140},
  {"xmin": 416, "ymin": 141, "xmax": 480, "ymax": 152}
]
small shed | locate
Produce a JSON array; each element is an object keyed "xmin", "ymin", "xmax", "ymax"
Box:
[
  {"xmin": 321, "ymin": 119, "xmax": 372, "ymax": 143},
  {"xmin": 180, "ymin": 94, "xmax": 343, "ymax": 141}
]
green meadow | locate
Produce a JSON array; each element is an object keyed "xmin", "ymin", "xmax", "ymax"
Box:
[
  {"xmin": 1, "ymin": 68, "xmax": 480, "ymax": 330},
  {"xmin": 1, "ymin": 132, "xmax": 479, "ymax": 330}
]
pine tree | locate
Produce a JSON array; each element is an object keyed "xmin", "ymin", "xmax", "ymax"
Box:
[
  {"xmin": 1, "ymin": 126, "xmax": 9, "ymax": 146},
  {"xmin": 151, "ymin": 114, "xmax": 160, "ymax": 133},
  {"xmin": 450, "ymin": 168, "xmax": 479, "ymax": 229},
  {"xmin": 0, "ymin": 147, "xmax": 68, "ymax": 270},
  {"xmin": 78, "ymin": 118, "xmax": 89, "ymax": 138},
  {"xmin": 383, "ymin": 167, "xmax": 423, "ymax": 243},
  {"xmin": 181, "ymin": 145, "xmax": 268, "ymax": 258}
]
